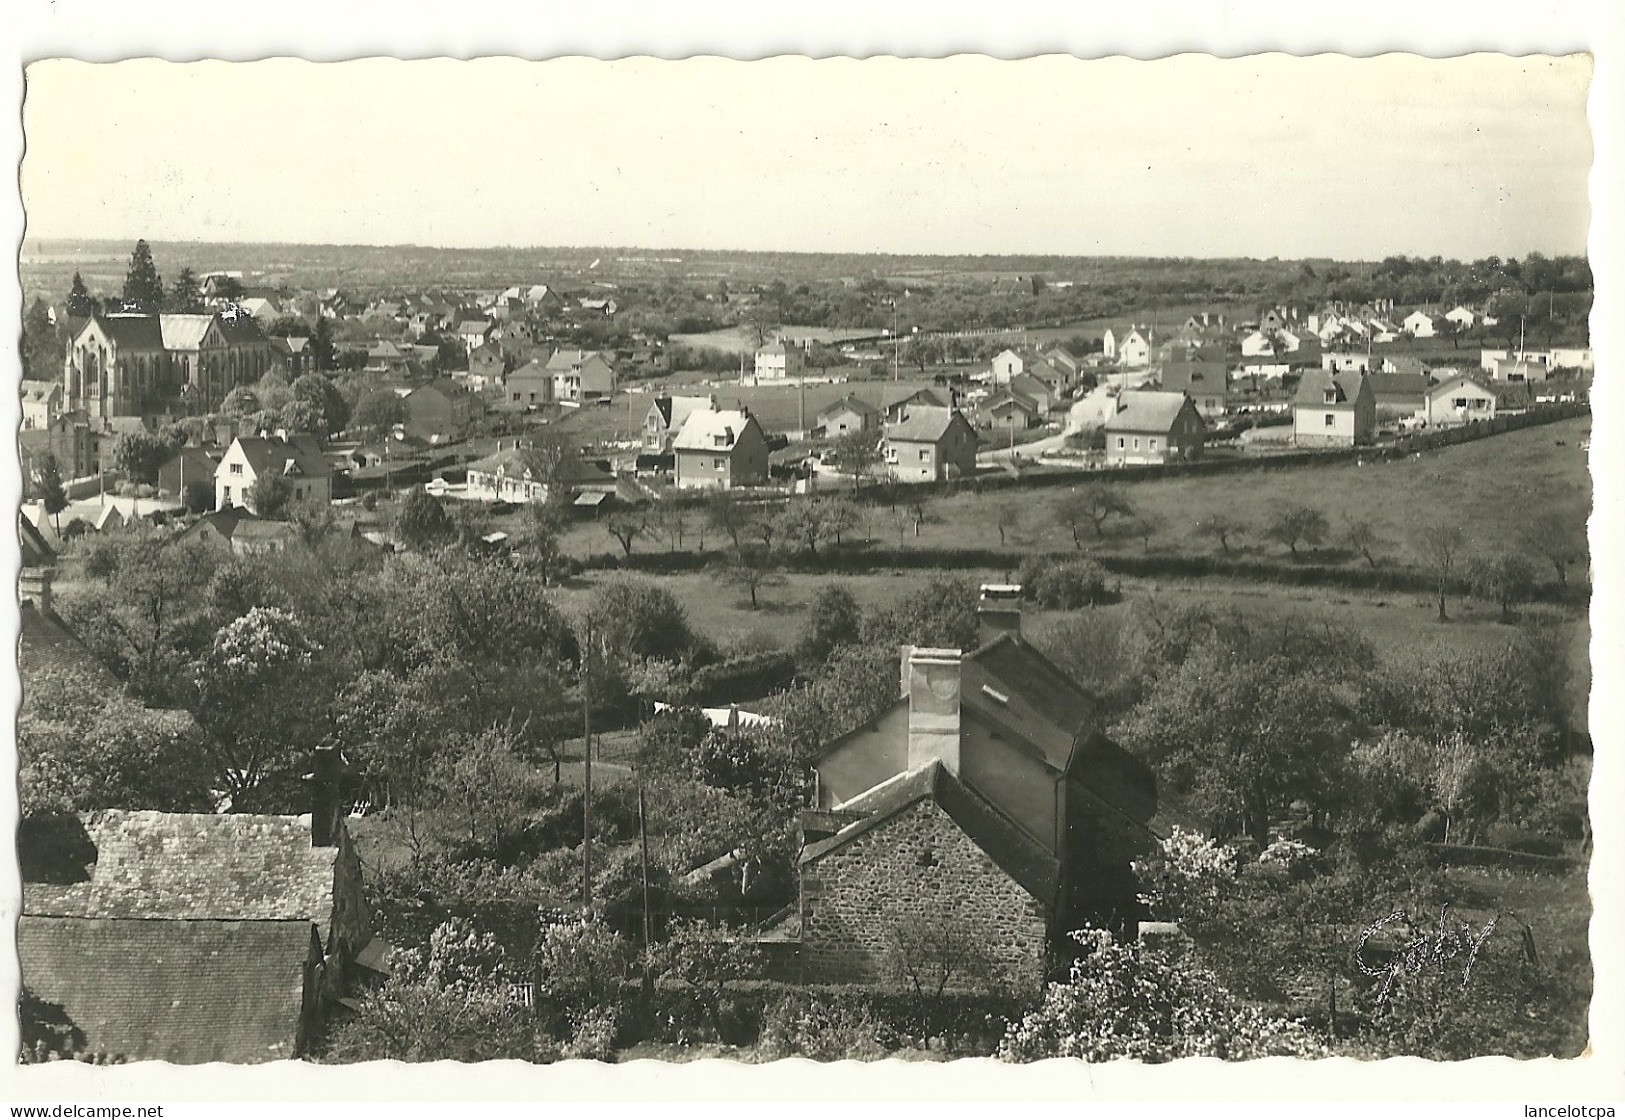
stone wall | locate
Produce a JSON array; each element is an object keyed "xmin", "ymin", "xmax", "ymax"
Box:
[{"xmin": 800, "ymin": 798, "xmax": 1047, "ymax": 993}]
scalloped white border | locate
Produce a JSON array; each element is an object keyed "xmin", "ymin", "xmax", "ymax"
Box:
[{"xmin": 2, "ymin": 1, "xmax": 1620, "ymax": 1107}]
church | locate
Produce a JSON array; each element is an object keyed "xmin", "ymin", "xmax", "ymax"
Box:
[{"xmin": 63, "ymin": 308, "xmax": 277, "ymax": 419}]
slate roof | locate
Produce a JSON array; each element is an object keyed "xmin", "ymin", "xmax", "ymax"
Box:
[
  {"xmin": 1008, "ymin": 372, "xmax": 1049, "ymax": 400},
  {"xmin": 94, "ymin": 314, "xmax": 165, "ymax": 350},
  {"xmin": 673, "ymin": 409, "xmax": 756, "ymax": 453},
  {"xmin": 883, "ymin": 405, "xmax": 963, "ymax": 443},
  {"xmin": 457, "ymin": 319, "xmax": 493, "ymax": 336},
  {"xmin": 655, "ymin": 394, "xmax": 716, "ymax": 429},
  {"xmin": 18, "ymin": 602, "xmax": 117, "ymax": 685},
  {"xmin": 1159, "ymin": 361, "xmax": 1229, "ymax": 396},
  {"xmin": 1103, "ymin": 391, "xmax": 1193, "ymax": 433},
  {"xmin": 815, "ymin": 393, "xmax": 881, "ymax": 424},
  {"xmin": 1366, "ymin": 372, "xmax": 1430, "ymax": 400},
  {"xmin": 19, "ymin": 915, "xmax": 310, "ymax": 1063},
  {"xmin": 1384, "ymin": 354, "xmax": 1429, "ymax": 377},
  {"xmin": 1294, "ymin": 369, "xmax": 1367, "ymax": 407},
  {"xmin": 20, "ymin": 511, "xmax": 55, "ymax": 567},
  {"xmin": 233, "ymin": 435, "xmax": 332, "ymax": 479},
  {"xmin": 799, "ymin": 761, "xmax": 1061, "ymax": 906},
  {"xmin": 21, "ymin": 810, "xmax": 341, "ymax": 938},
  {"xmin": 21, "ymin": 379, "xmax": 61, "ymax": 403}
]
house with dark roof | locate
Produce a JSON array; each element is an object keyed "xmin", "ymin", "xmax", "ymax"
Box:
[
  {"xmin": 403, "ymin": 379, "xmax": 487, "ymax": 443},
  {"xmin": 812, "ymin": 394, "xmax": 881, "ymax": 440},
  {"xmin": 881, "ymin": 406, "xmax": 978, "ymax": 483},
  {"xmin": 1292, "ymin": 369, "xmax": 1376, "ymax": 447},
  {"xmin": 547, "ymin": 349, "xmax": 617, "ymax": 404},
  {"xmin": 17, "ymin": 753, "xmax": 381, "ymax": 1063},
  {"xmin": 795, "ymin": 586, "xmax": 1158, "ymax": 989},
  {"xmin": 645, "ymin": 393, "xmax": 717, "ymax": 453},
  {"xmin": 673, "ymin": 408, "xmax": 770, "ymax": 491},
  {"xmin": 501, "ymin": 358, "xmax": 555, "ymax": 411},
  {"xmin": 215, "ymin": 434, "xmax": 333, "ymax": 514},
  {"xmin": 63, "ymin": 311, "xmax": 275, "ymax": 419},
  {"xmin": 1102, "ymin": 391, "xmax": 1205, "ymax": 466},
  {"xmin": 1157, "ymin": 360, "xmax": 1230, "ymax": 419},
  {"xmin": 468, "ymin": 342, "xmax": 507, "ymax": 387},
  {"xmin": 157, "ymin": 446, "xmax": 223, "ymax": 504},
  {"xmin": 978, "ymin": 389, "xmax": 1041, "ymax": 431},
  {"xmin": 883, "ymin": 386, "xmax": 957, "ymax": 424},
  {"xmin": 1365, "ymin": 372, "xmax": 1431, "ymax": 422},
  {"xmin": 754, "ymin": 340, "xmax": 805, "ymax": 381}
]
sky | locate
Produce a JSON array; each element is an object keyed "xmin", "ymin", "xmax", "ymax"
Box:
[{"xmin": 20, "ymin": 54, "xmax": 1594, "ymax": 260}]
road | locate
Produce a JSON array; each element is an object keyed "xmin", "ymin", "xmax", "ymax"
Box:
[{"xmin": 977, "ymin": 367, "xmax": 1159, "ymax": 464}]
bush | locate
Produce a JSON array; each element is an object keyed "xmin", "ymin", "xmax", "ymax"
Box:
[
  {"xmin": 563, "ymin": 1006, "xmax": 621, "ymax": 1062},
  {"xmin": 680, "ymin": 650, "xmax": 797, "ymax": 706},
  {"xmin": 1026, "ymin": 557, "xmax": 1112, "ymax": 609},
  {"xmin": 757, "ymin": 992, "xmax": 897, "ymax": 1061}
]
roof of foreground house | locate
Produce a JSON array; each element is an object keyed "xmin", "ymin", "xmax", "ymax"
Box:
[
  {"xmin": 18, "ymin": 914, "xmax": 312, "ymax": 1064},
  {"xmin": 1293, "ymin": 369, "xmax": 1368, "ymax": 407},
  {"xmin": 1104, "ymin": 390, "xmax": 1195, "ymax": 432},
  {"xmin": 674, "ymin": 409, "xmax": 758, "ymax": 453},
  {"xmin": 798, "ymin": 760, "xmax": 1061, "ymax": 905},
  {"xmin": 884, "ymin": 405, "xmax": 966, "ymax": 444},
  {"xmin": 20, "ymin": 810, "xmax": 341, "ymax": 937}
]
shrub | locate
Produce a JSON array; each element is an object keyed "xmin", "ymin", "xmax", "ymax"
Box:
[
  {"xmin": 998, "ymin": 929, "xmax": 1328, "ymax": 1062},
  {"xmin": 563, "ymin": 1006, "xmax": 621, "ymax": 1062},
  {"xmin": 1030, "ymin": 557, "xmax": 1112, "ymax": 609},
  {"xmin": 1131, "ymin": 827, "xmax": 1239, "ymax": 924},
  {"xmin": 756, "ymin": 992, "xmax": 897, "ymax": 1061}
]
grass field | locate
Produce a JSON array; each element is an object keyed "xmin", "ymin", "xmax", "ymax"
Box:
[{"xmin": 558, "ymin": 414, "xmax": 1592, "ymax": 572}]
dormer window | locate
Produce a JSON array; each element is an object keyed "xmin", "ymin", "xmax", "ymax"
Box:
[{"xmin": 1323, "ymin": 389, "xmax": 1338, "ymax": 404}]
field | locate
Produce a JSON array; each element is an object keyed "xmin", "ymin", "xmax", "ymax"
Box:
[{"xmin": 557, "ymin": 414, "xmax": 1592, "ymax": 568}]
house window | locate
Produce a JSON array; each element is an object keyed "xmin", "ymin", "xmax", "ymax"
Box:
[
  {"xmin": 230, "ymin": 463, "xmax": 244, "ymax": 474},
  {"xmin": 919, "ymin": 449, "xmax": 929, "ymax": 461},
  {"xmin": 222, "ymin": 486, "xmax": 232, "ymax": 504},
  {"xmin": 714, "ymin": 458, "xmax": 724, "ymax": 469},
  {"xmin": 1324, "ymin": 390, "xmax": 1338, "ymax": 404},
  {"xmin": 1132, "ymin": 437, "xmax": 1140, "ymax": 450},
  {"xmin": 1324, "ymin": 413, "xmax": 1335, "ymax": 427},
  {"xmin": 1116, "ymin": 437, "xmax": 1125, "ymax": 449},
  {"xmin": 1148, "ymin": 438, "xmax": 1159, "ymax": 451},
  {"xmin": 294, "ymin": 487, "xmax": 303, "ymax": 499}
]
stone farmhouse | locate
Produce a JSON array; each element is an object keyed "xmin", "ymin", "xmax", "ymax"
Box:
[
  {"xmin": 793, "ymin": 586, "xmax": 1159, "ymax": 990},
  {"xmin": 17, "ymin": 752, "xmax": 384, "ymax": 1063}
]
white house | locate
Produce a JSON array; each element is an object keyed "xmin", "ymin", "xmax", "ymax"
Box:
[
  {"xmin": 1100, "ymin": 328, "xmax": 1117, "ymax": 361},
  {"xmin": 1425, "ymin": 374, "xmax": 1498, "ymax": 428},
  {"xmin": 215, "ymin": 435, "xmax": 332, "ymax": 515},
  {"xmin": 1117, "ymin": 327, "xmax": 1152, "ymax": 369},
  {"xmin": 753, "ymin": 341, "xmax": 804, "ymax": 381},
  {"xmin": 1403, "ymin": 310, "xmax": 1449, "ymax": 338},
  {"xmin": 1445, "ymin": 306, "xmax": 1478, "ymax": 329},
  {"xmin": 990, "ymin": 349, "xmax": 1027, "ymax": 384},
  {"xmin": 1240, "ymin": 330, "xmax": 1275, "ymax": 358}
]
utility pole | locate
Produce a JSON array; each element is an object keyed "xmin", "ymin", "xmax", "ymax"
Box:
[{"xmin": 638, "ymin": 782, "xmax": 653, "ymax": 966}]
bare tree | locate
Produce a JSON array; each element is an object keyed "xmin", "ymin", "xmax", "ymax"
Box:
[
  {"xmin": 1520, "ymin": 509, "xmax": 1585, "ymax": 588},
  {"xmin": 1412, "ymin": 522, "xmax": 1469, "ymax": 622},
  {"xmin": 1054, "ymin": 484, "xmax": 1134, "ymax": 549},
  {"xmin": 886, "ymin": 910, "xmax": 1000, "ymax": 1040},
  {"xmin": 1194, "ymin": 512, "xmax": 1248, "ymax": 555},
  {"xmin": 1342, "ymin": 517, "xmax": 1382, "ymax": 568},
  {"xmin": 720, "ymin": 546, "xmax": 782, "ymax": 610},
  {"xmin": 1263, "ymin": 503, "xmax": 1330, "ymax": 559},
  {"xmin": 604, "ymin": 510, "xmax": 648, "ymax": 558}
]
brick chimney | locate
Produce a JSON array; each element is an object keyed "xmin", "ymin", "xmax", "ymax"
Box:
[
  {"xmin": 309, "ymin": 746, "xmax": 344, "ymax": 848},
  {"xmin": 977, "ymin": 583, "xmax": 1023, "ymax": 646},
  {"xmin": 904, "ymin": 647, "xmax": 962, "ymax": 775}
]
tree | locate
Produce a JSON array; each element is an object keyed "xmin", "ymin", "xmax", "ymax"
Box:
[
  {"xmin": 1263, "ymin": 503, "xmax": 1330, "ymax": 559},
  {"xmin": 112, "ymin": 430, "xmax": 177, "ymax": 486},
  {"xmin": 192, "ymin": 606, "xmax": 326, "ymax": 807},
  {"xmin": 833, "ymin": 429, "xmax": 882, "ymax": 486},
  {"xmin": 585, "ymin": 578, "xmax": 697, "ymax": 665},
  {"xmin": 396, "ymin": 486, "xmax": 457, "ymax": 551},
  {"xmin": 705, "ymin": 490, "xmax": 748, "ymax": 550},
  {"xmin": 1343, "ymin": 517, "xmax": 1382, "ymax": 568},
  {"xmin": 648, "ymin": 920, "xmax": 765, "ymax": 1037},
  {"xmin": 1412, "ymin": 522, "xmax": 1469, "ymax": 622},
  {"xmin": 66, "ymin": 271, "xmax": 96, "ymax": 318},
  {"xmin": 169, "ymin": 267, "xmax": 205, "ymax": 313},
  {"xmin": 886, "ymin": 909, "xmax": 999, "ymax": 1038},
  {"xmin": 798, "ymin": 583, "xmax": 862, "ymax": 664},
  {"xmin": 352, "ymin": 390, "xmax": 407, "ymax": 432},
  {"xmin": 255, "ymin": 370, "xmax": 295, "ymax": 412},
  {"xmin": 720, "ymin": 545, "xmax": 781, "ymax": 610},
  {"xmin": 995, "ymin": 504, "xmax": 1022, "ymax": 547},
  {"xmin": 18, "ymin": 661, "xmax": 214, "ymax": 816},
  {"xmin": 35, "ymin": 453, "xmax": 69, "ymax": 533},
  {"xmin": 1520, "ymin": 509, "xmax": 1586, "ymax": 588},
  {"xmin": 121, "ymin": 239, "xmax": 164, "ymax": 311},
  {"xmin": 1194, "ymin": 513, "xmax": 1248, "ymax": 555},
  {"xmin": 1054, "ymin": 484, "xmax": 1133, "ymax": 547},
  {"xmin": 604, "ymin": 509, "xmax": 648, "ymax": 557},
  {"xmin": 311, "ymin": 315, "xmax": 337, "ymax": 373},
  {"xmin": 21, "ymin": 298, "xmax": 59, "ymax": 380},
  {"xmin": 1470, "ymin": 549, "xmax": 1537, "ymax": 622},
  {"xmin": 292, "ymin": 372, "xmax": 351, "ymax": 435},
  {"xmin": 220, "ymin": 385, "xmax": 260, "ymax": 417},
  {"xmin": 277, "ymin": 399, "xmax": 323, "ymax": 435},
  {"xmin": 776, "ymin": 496, "xmax": 830, "ymax": 556},
  {"xmin": 248, "ymin": 474, "xmax": 293, "ymax": 520}
]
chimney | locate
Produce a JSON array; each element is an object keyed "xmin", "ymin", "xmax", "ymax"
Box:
[
  {"xmin": 309, "ymin": 746, "xmax": 344, "ymax": 848},
  {"xmin": 977, "ymin": 583, "xmax": 1023, "ymax": 646},
  {"xmin": 19, "ymin": 566, "xmax": 53, "ymax": 614},
  {"xmin": 905, "ymin": 647, "xmax": 962, "ymax": 775}
]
